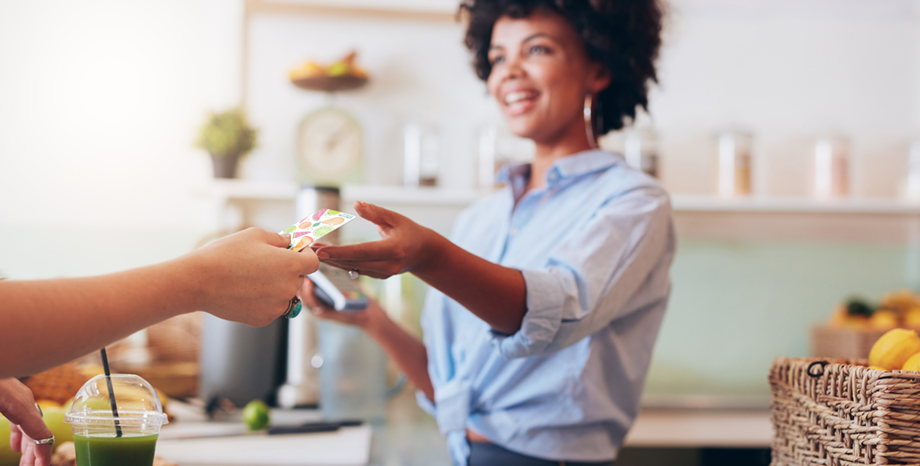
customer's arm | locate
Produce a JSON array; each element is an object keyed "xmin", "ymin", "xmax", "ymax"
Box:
[{"xmin": 0, "ymin": 227, "xmax": 319, "ymax": 378}]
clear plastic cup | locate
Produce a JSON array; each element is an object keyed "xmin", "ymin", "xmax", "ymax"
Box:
[{"xmin": 64, "ymin": 374, "xmax": 168, "ymax": 466}]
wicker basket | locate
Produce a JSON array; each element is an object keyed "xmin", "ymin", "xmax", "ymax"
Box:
[
  {"xmin": 811, "ymin": 325, "xmax": 888, "ymax": 359},
  {"xmin": 769, "ymin": 357, "xmax": 920, "ymax": 465}
]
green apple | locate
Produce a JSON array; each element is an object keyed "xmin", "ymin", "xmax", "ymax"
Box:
[{"xmin": 326, "ymin": 61, "xmax": 349, "ymax": 77}]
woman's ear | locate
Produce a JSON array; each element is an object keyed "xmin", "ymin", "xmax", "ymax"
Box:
[{"xmin": 587, "ymin": 62, "xmax": 611, "ymax": 94}]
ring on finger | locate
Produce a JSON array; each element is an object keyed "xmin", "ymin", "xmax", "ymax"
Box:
[
  {"xmin": 348, "ymin": 269, "xmax": 360, "ymax": 280},
  {"xmin": 33, "ymin": 436, "xmax": 54, "ymax": 445},
  {"xmin": 34, "ymin": 403, "xmax": 42, "ymax": 418},
  {"xmin": 283, "ymin": 296, "xmax": 303, "ymax": 319}
]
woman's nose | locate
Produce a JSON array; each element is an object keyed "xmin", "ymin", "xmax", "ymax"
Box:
[{"xmin": 497, "ymin": 55, "xmax": 525, "ymax": 82}]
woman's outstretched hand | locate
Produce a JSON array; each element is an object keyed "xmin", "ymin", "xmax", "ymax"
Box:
[{"xmin": 313, "ymin": 202, "xmax": 441, "ymax": 279}]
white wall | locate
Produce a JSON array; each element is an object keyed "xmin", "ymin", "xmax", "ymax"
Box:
[{"xmin": 0, "ymin": 0, "xmax": 244, "ymax": 278}]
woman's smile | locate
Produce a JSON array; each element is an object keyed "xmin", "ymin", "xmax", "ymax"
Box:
[{"xmin": 501, "ymin": 87, "xmax": 540, "ymax": 115}]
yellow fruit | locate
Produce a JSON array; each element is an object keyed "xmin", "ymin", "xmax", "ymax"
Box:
[
  {"xmin": 904, "ymin": 352, "xmax": 920, "ymax": 371},
  {"xmin": 870, "ymin": 328, "xmax": 920, "ymax": 370},
  {"xmin": 870, "ymin": 309, "xmax": 899, "ymax": 330},
  {"xmin": 829, "ymin": 304, "xmax": 849, "ymax": 328},
  {"xmin": 289, "ymin": 61, "xmax": 325, "ymax": 80},
  {"xmin": 35, "ymin": 399, "xmax": 62, "ymax": 410},
  {"xmin": 905, "ymin": 308, "xmax": 920, "ymax": 328},
  {"xmin": 868, "ymin": 365, "xmax": 888, "ymax": 371},
  {"xmin": 881, "ymin": 289, "xmax": 920, "ymax": 313}
]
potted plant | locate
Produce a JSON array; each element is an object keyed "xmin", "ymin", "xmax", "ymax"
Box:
[{"xmin": 195, "ymin": 107, "xmax": 258, "ymax": 178}]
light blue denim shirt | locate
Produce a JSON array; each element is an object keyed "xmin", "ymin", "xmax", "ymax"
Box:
[{"xmin": 415, "ymin": 150, "xmax": 676, "ymax": 466}]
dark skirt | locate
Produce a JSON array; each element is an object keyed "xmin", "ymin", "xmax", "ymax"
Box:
[{"xmin": 468, "ymin": 441, "xmax": 615, "ymax": 466}]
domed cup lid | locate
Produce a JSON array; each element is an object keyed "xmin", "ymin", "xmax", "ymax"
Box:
[{"xmin": 64, "ymin": 374, "xmax": 168, "ymax": 427}]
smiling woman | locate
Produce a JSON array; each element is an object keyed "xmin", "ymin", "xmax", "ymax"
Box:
[{"xmin": 304, "ymin": 1, "xmax": 671, "ymax": 466}]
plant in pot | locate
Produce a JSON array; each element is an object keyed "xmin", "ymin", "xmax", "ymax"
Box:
[{"xmin": 195, "ymin": 107, "xmax": 258, "ymax": 178}]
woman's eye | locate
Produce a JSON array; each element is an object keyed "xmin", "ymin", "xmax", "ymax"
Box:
[
  {"xmin": 490, "ymin": 55, "xmax": 505, "ymax": 65},
  {"xmin": 529, "ymin": 45, "xmax": 550, "ymax": 55}
]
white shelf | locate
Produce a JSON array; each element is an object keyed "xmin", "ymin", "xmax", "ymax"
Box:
[
  {"xmin": 342, "ymin": 184, "xmax": 486, "ymax": 206},
  {"xmin": 200, "ymin": 180, "xmax": 487, "ymax": 206},
  {"xmin": 672, "ymin": 194, "xmax": 920, "ymax": 215},
  {"xmin": 202, "ymin": 181, "xmax": 920, "ymax": 215}
]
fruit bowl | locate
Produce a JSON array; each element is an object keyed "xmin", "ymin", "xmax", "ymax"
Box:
[{"xmin": 290, "ymin": 75, "xmax": 368, "ymax": 92}]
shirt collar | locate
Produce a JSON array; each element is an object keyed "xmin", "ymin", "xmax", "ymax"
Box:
[{"xmin": 497, "ymin": 150, "xmax": 623, "ymax": 188}]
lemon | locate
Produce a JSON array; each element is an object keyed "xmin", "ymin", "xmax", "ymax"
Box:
[
  {"xmin": 905, "ymin": 308, "xmax": 920, "ymax": 328},
  {"xmin": 870, "ymin": 310, "xmax": 899, "ymax": 330},
  {"xmin": 903, "ymin": 352, "xmax": 920, "ymax": 371},
  {"xmin": 870, "ymin": 328, "xmax": 920, "ymax": 370},
  {"xmin": 242, "ymin": 400, "xmax": 270, "ymax": 431}
]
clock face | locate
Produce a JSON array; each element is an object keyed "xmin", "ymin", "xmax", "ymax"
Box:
[{"xmin": 297, "ymin": 108, "xmax": 362, "ymax": 184}]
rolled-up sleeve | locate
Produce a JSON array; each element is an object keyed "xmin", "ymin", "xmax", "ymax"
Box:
[{"xmin": 493, "ymin": 187, "xmax": 674, "ymax": 359}]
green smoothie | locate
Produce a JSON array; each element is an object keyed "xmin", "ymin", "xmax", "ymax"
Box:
[{"xmin": 73, "ymin": 434, "xmax": 158, "ymax": 466}]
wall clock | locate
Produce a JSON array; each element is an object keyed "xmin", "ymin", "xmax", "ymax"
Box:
[{"xmin": 297, "ymin": 107, "xmax": 363, "ymax": 185}]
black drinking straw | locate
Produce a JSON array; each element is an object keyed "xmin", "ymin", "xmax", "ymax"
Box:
[{"xmin": 99, "ymin": 348, "xmax": 123, "ymax": 438}]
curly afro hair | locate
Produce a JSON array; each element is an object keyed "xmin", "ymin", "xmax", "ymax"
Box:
[{"xmin": 460, "ymin": 0, "xmax": 663, "ymax": 135}]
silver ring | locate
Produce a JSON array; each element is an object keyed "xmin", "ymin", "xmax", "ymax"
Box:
[
  {"xmin": 348, "ymin": 269, "xmax": 360, "ymax": 280},
  {"xmin": 283, "ymin": 296, "xmax": 302, "ymax": 319},
  {"xmin": 33, "ymin": 436, "xmax": 54, "ymax": 445},
  {"xmin": 34, "ymin": 403, "xmax": 42, "ymax": 418}
]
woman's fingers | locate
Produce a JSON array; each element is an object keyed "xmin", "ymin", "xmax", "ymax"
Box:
[
  {"xmin": 353, "ymin": 201, "xmax": 394, "ymax": 227},
  {"xmin": 315, "ymin": 240, "xmax": 394, "ymax": 263}
]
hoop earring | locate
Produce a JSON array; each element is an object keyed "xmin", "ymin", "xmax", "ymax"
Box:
[{"xmin": 584, "ymin": 94, "xmax": 600, "ymax": 149}]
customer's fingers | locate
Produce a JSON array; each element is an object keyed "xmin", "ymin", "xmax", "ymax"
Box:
[{"xmin": 9, "ymin": 423, "xmax": 21, "ymax": 453}]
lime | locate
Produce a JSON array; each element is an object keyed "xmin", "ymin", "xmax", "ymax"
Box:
[{"xmin": 242, "ymin": 400, "xmax": 270, "ymax": 431}]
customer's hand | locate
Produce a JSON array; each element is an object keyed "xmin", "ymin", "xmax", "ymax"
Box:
[
  {"xmin": 182, "ymin": 227, "xmax": 320, "ymax": 327},
  {"xmin": 313, "ymin": 202, "xmax": 439, "ymax": 279},
  {"xmin": 0, "ymin": 379, "xmax": 52, "ymax": 466}
]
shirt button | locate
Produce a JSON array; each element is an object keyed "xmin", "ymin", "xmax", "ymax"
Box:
[{"xmin": 509, "ymin": 228, "xmax": 519, "ymax": 236}]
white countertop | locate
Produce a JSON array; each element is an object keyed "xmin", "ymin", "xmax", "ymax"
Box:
[
  {"xmin": 624, "ymin": 409, "xmax": 773, "ymax": 449},
  {"xmin": 153, "ymin": 405, "xmax": 772, "ymax": 466}
]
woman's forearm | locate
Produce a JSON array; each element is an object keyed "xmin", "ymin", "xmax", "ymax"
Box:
[
  {"xmin": 364, "ymin": 313, "xmax": 434, "ymax": 401},
  {"xmin": 414, "ymin": 232, "xmax": 527, "ymax": 335}
]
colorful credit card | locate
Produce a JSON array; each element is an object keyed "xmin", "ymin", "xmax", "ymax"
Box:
[{"xmin": 280, "ymin": 209, "xmax": 356, "ymax": 252}]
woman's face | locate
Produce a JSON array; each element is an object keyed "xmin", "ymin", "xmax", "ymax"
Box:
[{"xmin": 486, "ymin": 9, "xmax": 609, "ymax": 145}]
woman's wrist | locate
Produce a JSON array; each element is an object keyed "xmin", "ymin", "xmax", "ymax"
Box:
[
  {"xmin": 166, "ymin": 253, "xmax": 208, "ymax": 314},
  {"xmin": 361, "ymin": 306, "xmax": 392, "ymax": 341},
  {"xmin": 412, "ymin": 228, "xmax": 449, "ymax": 278}
]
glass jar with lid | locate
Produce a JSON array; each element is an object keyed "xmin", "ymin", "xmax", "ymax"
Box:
[{"xmin": 715, "ymin": 130, "xmax": 753, "ymax": 198}]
